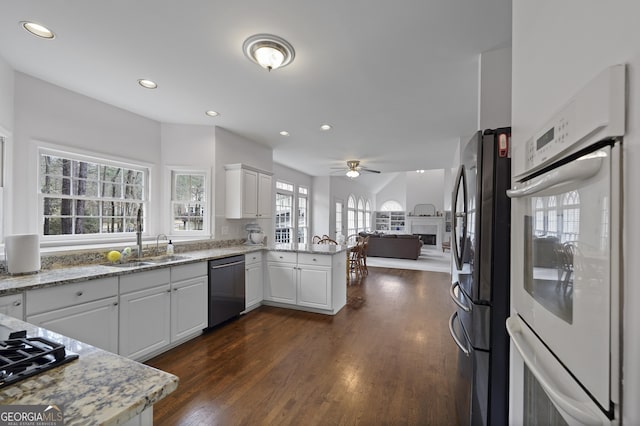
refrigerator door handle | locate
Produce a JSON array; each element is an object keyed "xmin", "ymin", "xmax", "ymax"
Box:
[
  {"xmin": 449, "ymin": 281, "xmax": 471, "ymax": 312},
  {"xmin": 451, "ymin": 165, "xmax": 467, "ymax": 270},
  {"xmin": 449, "ymin": 312, "xmax": 471, "ymax": 356}
]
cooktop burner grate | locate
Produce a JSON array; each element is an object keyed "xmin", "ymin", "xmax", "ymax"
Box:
[{"xmin": 0, "ymin": 330, "xmax": 78, "ymax": 388}]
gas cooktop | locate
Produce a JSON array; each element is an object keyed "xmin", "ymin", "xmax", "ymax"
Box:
[{"xmin": 0, "ymin": 326, "xmax": 78, "ymax": 388}]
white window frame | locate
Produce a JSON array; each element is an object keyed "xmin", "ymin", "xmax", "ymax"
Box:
[
  {"xmin": 297, "ymin": 186, "xmax": 309, "ymax": 244},
  {"xmin": 274, "ymin": 180, "xmax": 310, "ymax": 244},
  {"xmin": 364, "ymin": 199, "xmax": 371, "ymax": 231},
  {"xmin": 335, "ymin": 199, "xmax": 344, "ymax": 238},
  {"xmin": 167, "ymin": 167, "xmax": 210, "ymax": 237},
  {"xmin": 357, "ymin": 197, "xmax": 364, "ymax": 234},
  {"xmin": 38, "ymin": 146, "xmax": 150, "ymax": 243},
  {"xmin": 275, "ymin": 180, "xmax": 295, "ymax": 243},
  {"xmin": 347, "ymin": 195, "xmax": 357, "ymax": 237}
]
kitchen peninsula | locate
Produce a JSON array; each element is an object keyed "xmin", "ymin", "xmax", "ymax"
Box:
[{"xmin": 0, "ymin": 313, "xmax": 178, "ymax": 425}]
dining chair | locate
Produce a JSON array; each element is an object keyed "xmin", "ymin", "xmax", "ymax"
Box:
[
  {"xmin": 318, "ymin": 237, "xmax": 338, "ymax": 245},
  {"xmin": 312, "ymin": 235, "xmax": 322, "ymax": 244}
]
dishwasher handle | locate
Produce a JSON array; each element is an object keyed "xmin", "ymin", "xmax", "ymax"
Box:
[{"xmin": 210, "ymin": 260, "xmax": 245, "ymax": 270}]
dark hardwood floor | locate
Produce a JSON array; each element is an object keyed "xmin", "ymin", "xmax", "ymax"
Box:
[{"xmin": 146, "ymin": 267, "xmax": 458, "ymax": 425}]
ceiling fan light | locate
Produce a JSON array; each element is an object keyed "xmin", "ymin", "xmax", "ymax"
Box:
[{"xmin": 346, "ymin": 170, "xmax": 360, "ymax": 178}]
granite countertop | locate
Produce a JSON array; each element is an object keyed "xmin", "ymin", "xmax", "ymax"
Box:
[
  {"xmin": 0, "ymin": 243, "xmax": 347, "ymax": 295},
  {"xmin": 0, "ymin": 313, "xmax": 178, "ymax": 425}
]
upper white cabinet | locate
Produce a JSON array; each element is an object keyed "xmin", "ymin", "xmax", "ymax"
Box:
[{"xmin": 225, "ymin": 163, "xmax": 272, "ymax": 219}]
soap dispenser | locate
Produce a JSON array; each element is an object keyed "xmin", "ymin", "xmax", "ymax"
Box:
[{"xmin": 166, "ymin": 240, "xmax": 174, "ymax": 255}]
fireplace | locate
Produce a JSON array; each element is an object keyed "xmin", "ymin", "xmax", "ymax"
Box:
[
  {"xmin": 406, "ymin": 216, "xmax": 445, "ymax": 249},
  {"xmin": 416, "ymin": 234, "xmax": 437, "ymax": 245}
]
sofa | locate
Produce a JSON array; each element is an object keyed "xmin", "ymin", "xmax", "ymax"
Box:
[{"xmin": 363, "ymin": 233, "xmax": 422, "ymax": 260}]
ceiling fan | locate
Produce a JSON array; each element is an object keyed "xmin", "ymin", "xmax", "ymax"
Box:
[{"xmin": 331, "ymin": 160, "xmax": 381, "ymax": 178}]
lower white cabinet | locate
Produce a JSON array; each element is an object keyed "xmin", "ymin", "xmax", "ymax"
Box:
[
  {"xmin": 119, "ymin": 269, "xmax": 171, "ymax": 360},
  {"xmin": 245, "ymin": 252, "xmax": 264, "ymax": 311},
  {"xmin": 170, "ymin": 270, "xmax": 207, "ymax": 342},
  {"xmin": 26, "ymin": 277, "xmax": 119, "ymax": 353},
  {"xmin": 297, "ymin": 265, "xmax": 331, "ymax": 310},
  {"xmin": 265, "ymin": 259, "xmax": 297, "ymax": 304},
  {"xmin": 0, "ymin": 293, "xmax": 24, "ymax": 320}
]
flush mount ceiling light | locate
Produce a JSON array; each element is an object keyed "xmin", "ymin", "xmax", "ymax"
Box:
[
  {"xmin": 138, "ymin": 79, "xmax": 157, "ymax": 89},
  {"xmin": 243, "ymin": 34, "xmax": 295, "ymax": 71},
  {"xmin": 320, "ymin": 124, "xmax": 332, "ymax": 131},
  {"xmin": 21, "ymin": 21, "xmax": 55, "ymax": 39},
  {"xmin": 205, "ymin": 110, "xmax": 220, "ymax": 117},
  {"xmin": 279, "ymin": 131, "xmax": 290, "ymax": 136}
]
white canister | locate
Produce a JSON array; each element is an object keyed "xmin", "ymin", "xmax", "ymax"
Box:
[{"xmin": 5, "ymin": 234, "xmax": 41, "ymax": 275}]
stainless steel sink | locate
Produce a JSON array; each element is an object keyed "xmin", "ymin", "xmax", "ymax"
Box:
[
  {"xmin": 148, "ymin": 255, "xmax": 190, "ymax": 264},
  {"xmin": 107, "ymin": 261, "xmax": 155, "ymax": 268}
]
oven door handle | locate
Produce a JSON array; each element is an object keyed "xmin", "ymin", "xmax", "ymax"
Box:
[
  {"xmin": 449, "ymin": 281, "xmax": 471, "ymax": 312},
  {"xmin": 448, "ymin": 312, "xmax": 471, "ymax": 356},
  {"xmin": 507, "ymin": 154, "xmax": 604, "ymax": 198},
  {"xmin": 506, "ymin": 316, "xmax": 605, "ymax": 425}
]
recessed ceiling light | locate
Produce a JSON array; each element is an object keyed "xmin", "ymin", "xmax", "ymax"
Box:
[
  {"xmin": 279, "ymin": 131, "xmax": 290, "ymax": 136},
  {"xmin": 320, "ymin": 124, "xmax": 332, "ymax": 131},
  {"xmin": 416, "ymin": 169, "xmax": 425, "ymax": 173},
  {"xmin": 138, "ymin": 79, "xmax": 157, "ymax": 89},
  {"xmin": 205, "ymin": 110, "xmax": 220, "ymax": 117},
  {"xmin": 21, "ymin": 21, "xmax": 55, "ymax": 39}
]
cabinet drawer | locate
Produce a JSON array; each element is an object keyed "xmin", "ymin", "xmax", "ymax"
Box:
[
  {"xmin": 27, "ymin": 277, "xmax": 118, "ymax": 315},
  {"xmin": 245, "ymin": 251, "xmax": 263, "ymax": 265},
  {"xmin": 267, "ymin": 251, "xmax": 297, "ymax": 263},
  {"xmin": 171, "ymin": 262, "xmax": 207, "ymax": 282},
  {"xmin": 298, "ymin": 253, "xmax": 332, "ymax": 267},
  {"xmin": 120, "ymin": 268, "xmax": 171, "ymax": 294}
]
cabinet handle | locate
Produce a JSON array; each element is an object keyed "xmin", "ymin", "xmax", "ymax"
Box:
[
  {"xmin": 13, "ymin": 301, "xmax": 21, "ymax": 306},
  {"xmin": 76, "ymin": 291, "xmax": 83, "ymax": 296},
  {"xmin": 312, "ymin": 258, "xmax": 317, "ymax": 261},
  {"xmin": 174, "ymin": 288, "xmax": 178, "ymax": 292},
  {"xmin": 167, "ymin": 289, "xmax": 171, "ymax": 293},
  {"xmin": 113, "ymin": 302, "xmax": 119, "ymax": 306}
]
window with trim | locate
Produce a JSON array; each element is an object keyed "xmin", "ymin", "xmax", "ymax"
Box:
[
  {"xmin": 297, "ymin": 186, "xmax": 308, "ymax": 243},
  {"xmin": 171, "ymin": 170, "xmax": 208, "ymax": 234},
  {"xmin": 380, "ymin": 200, "xmax": 403, "ymax": 211},
  {"xmin": 335, "ymin": 200, "xmax": 343, "ymax": 238},
  {"xmin": 39, "ymin": 149, "xmax": 147, "ymax": 237},
  {"xmin": 364, "ymin": 200, "xmax": 371, "ymax": 231},
  {"xmin": 347, "ymin": 195, "xmax": 356, "ymax": 236},
  {"xmin": 357, "ymin": 198, "xmax": 364, "ymax": 234},
  {"xmin": 274, "ymin": 180, "xmax": 309, "ymax": 244}
]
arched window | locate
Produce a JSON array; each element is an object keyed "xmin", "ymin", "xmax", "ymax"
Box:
[
  {"xmin": 364, "ymin": 200, "xmax": 371, "ymax": 231},
  {"xmin": 357, "ymin": 198, "xmax": 364, "ymax": 234},
  {"xmin": 534, "ymin": 198, "xmax": 545, "ymax": 235},
  {"xmin": 547, "ymin": 196, "xmax": 557, "ymax": 236},
  {"xmin": 380, "ymin": 200, "xmax": 403, "ymax": 211},
  {"xmin": 347, "ymin": 195, "xmax": 356, "ymax": 237}
]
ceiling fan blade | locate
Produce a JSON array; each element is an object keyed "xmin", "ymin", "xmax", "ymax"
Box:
[{"xmin": 360, "ymin": 167, "xmax": 381, "ymax": 174}]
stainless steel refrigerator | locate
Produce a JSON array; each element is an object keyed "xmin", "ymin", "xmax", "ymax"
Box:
[{"xmin": 448, "ymin": 128, "xmax": 511, "ymax": 426}]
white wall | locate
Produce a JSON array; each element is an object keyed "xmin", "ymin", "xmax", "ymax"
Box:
[
  {"xmin": 0, "ymin": 56, "xmax": 13, "ymax": 134},
  {"xmin": 406, "ymin": 169, "xmax": 445, "ymax": 214},
  {"xmin": 512, "ymin": 3, "xmax": 640, "ymax": 423},
  {"xmin": 213, "ymin": 126, "xmax": 273, "ymax": 240},
  {"xmin": 273, "ymin": 163, "xmax": 312, "ymax": 189},
  {"xmin": 160, "ymin": 123, "xmax": 215, "ymax": 237},
  {"xmin": 478, "ymin": 47, "xmax": 512, "ymax": 130},
  {"xmin": 375, "ymin": 173, "xmax": 406, "ymax": 211},
  {"xmin": 13, "ymin": 72, "xmax": 161, "ymax": 235},
  {"xmin": 312, "ymin": 176, "xmax": 331, "ymax": 237}
]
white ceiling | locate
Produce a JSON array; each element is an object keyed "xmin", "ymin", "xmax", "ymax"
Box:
[{"xmin": 0, "ymin": 1, "xmax": 511, "ymax": 178}]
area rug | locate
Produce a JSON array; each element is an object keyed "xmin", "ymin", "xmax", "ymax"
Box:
[{"xmin": 366, "ymin": 247, "xmax": 451, "ymax": 273}]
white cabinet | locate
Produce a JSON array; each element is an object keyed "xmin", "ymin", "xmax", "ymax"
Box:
[
  {"xmin": 0, "ymin": 293, "xmax": 24, "ymax": 319},
  {"xmin": 245, "ymin": 252, "xmax": 264, "ymax": 311},
  {"xmin": 264, "ymin": 251, "xmax": 346, "ymax": 314},
  {"xmin": 225, "ymin": 163, "xmax": 273, "ymax": 219},
  {"xmin": 26, "ymin": 277, "xmax": 119, "ymax": 353},
  {"xmin": 170, "ymin": 262, "xmax": 207, "ymax": 343},
  {"xmin": 119, "ymin": 269, "xmax": 171, "ymax": 360},
  {"xmin": 375, "ymin": 211, "xmax": 406, "ymax": 233}
]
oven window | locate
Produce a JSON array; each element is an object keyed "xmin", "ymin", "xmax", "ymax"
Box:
[
  {"xmin": 523, "ymin": 192, "xmax": 578, "ymax": 324},
  {"xmin": 523, "ymin": 365, "xmax": 569, "ymax": 426}
]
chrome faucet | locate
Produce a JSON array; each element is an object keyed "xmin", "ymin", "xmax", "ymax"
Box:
[
  {"xmin": 156, "ymin": 233, "xmax": 168, "ymax": 256},
  {"xmin": 136, "ymin": 206, "xmax": 143, "ymax": 258}
]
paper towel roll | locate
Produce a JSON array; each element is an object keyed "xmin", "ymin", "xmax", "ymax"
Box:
[{"xmin": 5, "ymin": 234, "xmax": 41, "ymax": 275}]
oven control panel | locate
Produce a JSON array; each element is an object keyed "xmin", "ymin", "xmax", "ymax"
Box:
[{"xmin": 525, "ymin": 102, "xmax": 575, "ymax": 171}]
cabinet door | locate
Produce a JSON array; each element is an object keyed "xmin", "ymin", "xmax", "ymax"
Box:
[
  {"xmin": 119, "ymin": 284, "xmax": 171, "ymax": 360},
  {"xmin": 257, "ymin": 173, "xmax": 272, "ymax": 218},
  {"xmin": 245, "ymin": 261, "xmax": 264, "ymax": 309},
  {"xmin": 242, "ymin": 169, "xmax": 259, "ymax": 217},
  {"xmin": 265, "ymin": 263, "xmax": 296, "ymax": 304},
  {"xmin": 27, "ymin": 297, "xmax": 119, "ymax": 353},
  {"xmin": 171, "ymin": 276, "xmax": 207, "ymax": 342},
  {"xmin": 0, "ymin": 293, "xmax": 24, "ymax": 320},
  {"xmin": 297, "ymin": 265, "xmax": 331, "ymax": 310}
]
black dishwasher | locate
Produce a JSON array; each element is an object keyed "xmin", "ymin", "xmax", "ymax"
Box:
[{"xmin": 208, "ymin": 255, "xmax": 245, "ymax": 328}]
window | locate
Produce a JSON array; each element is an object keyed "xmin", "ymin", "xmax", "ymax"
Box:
[
  {"xmin": 297, "ymin": 186, "xmax": 308, "ymax": 243},
  {"xmin": 561, "ymin": 191, "xmax": 580, "ymax": 242},
  {"xmin": 364, "ymin": 200, "xmax": 371, "ymax": 231},
  {"xmin": 335, "ymin": 200, "xmax": 343, "ymax": 238},
  {"xmin": 357, "ymin": 198, "xmax": 364, "ymax": 234},
  {"xmin": 274, "ymin": 180, "xmax": 309, "ymax": 244},
  {"xmin": 347, "ymin": 195, "xmax": 356, "ymax": 237},
  {"xmin": 171, "ymin": 170, "xmax": 208, "ymax": 234},
  {"xmin": 39, "ymin": 149, "xmax": 147, "ymax": 237},
  {"xmin": 380, "ymin": 200, "xmax": 403, "ymax": 211}
]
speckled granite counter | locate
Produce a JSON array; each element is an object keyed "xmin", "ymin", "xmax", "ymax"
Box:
[
  {"xmin": 0, "ymin": 245, "xmax": 264, "ymax": 294},
  {"xmin": 0, "ymin": 313, "xmax": 178, "ymax": 425}
]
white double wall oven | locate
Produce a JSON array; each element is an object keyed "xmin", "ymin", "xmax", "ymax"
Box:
[{"xmin": 507, "ymin": 65, "xmax": 625, "ymax": 425}]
